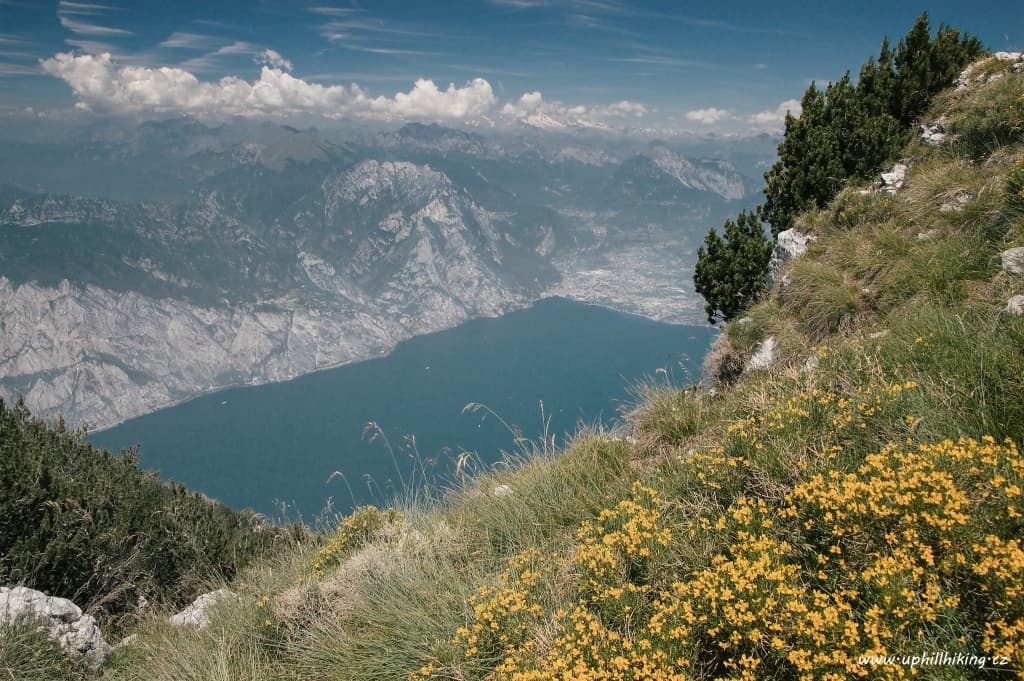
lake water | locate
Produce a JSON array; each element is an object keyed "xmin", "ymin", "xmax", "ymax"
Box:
[{"xmin": 90, "ymin": 297, "xmax": 714, "ymax": 518}]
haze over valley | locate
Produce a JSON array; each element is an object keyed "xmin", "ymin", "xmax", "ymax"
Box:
[{"xmin": 0, "ymin": 117, "xmax": 773, "ymax": 429}]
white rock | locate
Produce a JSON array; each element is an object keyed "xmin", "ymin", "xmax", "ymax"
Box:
[
  {"xmin": 919, "ymin": 120, "xmax": 946, "ymax": 145},
  {"xmin": 768, "ymin": 229, "xmax": 815, "ymax": 283},
  {"xmin": 746, "ymin": 336, "xmax": 777, "ymax": 372},
  {"xmin": 169, "ymin": 589, "xmax": 233, "ymax": 629},
  {"xmin": 802, "ymin": 354, "xmax": 819, "ymax": 375},
  {"xmin": 880, "ymin": 163, "xmax": 908, "ymax": 194},
  {"xmin": 1005, "ymin": 295, "xmax": 1024, "ymax": 316},
  {"xmin": 492, "ymin": 484, "xmax": 513, "ymax": 497},
  {"xmin": 916, "ymin": 230, "xmax": 939, "ymax": 241},
  {"xmin": 1000, "ymin": 247, "xmax": 1024, "ymax": 276},
  {"xmin": 959, "ymin": 54, "xmax": 1023, "ymax": 90},
  {"xmin": 939, "ymin": 191, "xmax": 971, "ymax": 213},
  {"xmin": 0, "ymin": 586, "xmax": 112, "ymax": 669}
]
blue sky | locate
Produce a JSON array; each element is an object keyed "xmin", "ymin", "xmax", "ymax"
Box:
[{"xmin": 0, "ymin": 0, "xmax": 1019, "ymax": 133}]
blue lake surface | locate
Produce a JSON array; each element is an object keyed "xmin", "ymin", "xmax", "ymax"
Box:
[{"xmin": 90, "ymin": 297, "xmax": 714, "ymax": 518}]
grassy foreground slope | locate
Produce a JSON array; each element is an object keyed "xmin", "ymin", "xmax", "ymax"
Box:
[{"xmin": 7, "ymin": 55, "xmax": 1021, "ymax": 681}]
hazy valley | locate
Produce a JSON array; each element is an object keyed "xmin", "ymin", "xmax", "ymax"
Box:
[{"xmin": 0, "ymin": 119, "xmax": 772, "ymax": 428}]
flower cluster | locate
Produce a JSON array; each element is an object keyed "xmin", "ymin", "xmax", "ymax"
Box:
[
  {"xmin": 725, "ymin": 381, "xmax": 919, "ymax": 459},
  {"xmin": 573, "ymin": 482, "xmax": 673, "ymax": 614},
  {"xmin": 413, "ymin": 435, "xmax": 1024, "ymax": 680},
  {"xmin": 412, "ymin": 548, "xmax": 550, "ymax": 680},
  {"xmin": 307, "ymin": 505, "xmax": 403, "ymax": 578},
  {"xmin": 973, "ymin": 535, "xmax": 1024, "ymax": 664}
]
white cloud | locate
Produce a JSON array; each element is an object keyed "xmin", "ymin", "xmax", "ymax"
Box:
[
  {"xmin": 159, "ymin": 32, "xmax": 221, "ymax": 50},
  {"xmin": 0, "ymin": 62, "xmax": 39, "ymax": 76},
  {"xmin": 748, "ymin": 98, "xmax": 801, "ymax": 130},
  {"xmin": 59, "ymin": 14, "xmax": 131, "ymax": 36},
  {"xmin": 684, "ymin": 107, "xmax": 733, "ymax": 124},
  {"xmin": 64, "ymin": 38, "xmax": 116, "ymax": 54},
  {"xmin": 377, "ymin": 77, "xmax": 494, "ymax": 119},
  {"xmin": 58, "ymin": 2, "xmax": 117, "ymax": 14},
  {"xmin": 37, "ymin": 50, "xmax": 653, "ymax": 130},
  {"xmin": 593, "ymin": 99, "xmax": 648, "ymax": 117},
  {"xmin": 499, "ymin": 91, "xmax": 645, "ymax": 128},
  {"xmin": 179, "ymin": 42, "xmax": 257, "ymax": 73},
  {"xmin": 501, "ymin": 90, "xmax": 543, "ymax": 116},
  {"xmin": 258, "ymin": 48, "xmax": 292, "ymax": 72},
  {"xmin": 307, "ymin": 6, "xmax": 361, "ymax": 16},
  {"xmin": 39, "ymin": 51, "xmax": 496, "ymax": 121},
  {"xmin": 58, "ymin": 0, "xmax": 130, "ymax": 37}
]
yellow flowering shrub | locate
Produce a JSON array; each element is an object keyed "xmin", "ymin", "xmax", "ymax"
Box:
[
  {"xmin": 720, "ymin": 381, "xmax": 920, "ymax": 493},
  {"xmin": 973, "ymin": 535, "xmax": 1024, "ymax": 667},
  {"xmin": 503, "ymin": 605, "xmax": 688, "ymax": 681},
  {"xmin": 308, "ymin": 505, "xmax": 403, "ymax": 578},
  {"xmin": 573, "ymin": 482, "xmax": 673, "ymax": 621},
  {"xmin": 412, "ymin": 548, "xmax": 550, "ymax": 680},
  {"xmin": 414, "ymin": 435, "xmax": 1024, "ymax": 680}
]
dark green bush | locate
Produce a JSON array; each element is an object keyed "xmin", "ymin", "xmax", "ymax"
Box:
[
  {"xmin": 761, "ymin": 13, "xmax": 983, "ymax": 233},
  {"xmin": 694, "ymin": 14, "xmax": 983, "ymax": 326},
  {"xmin": 693, "ymin": 210, "xmax": 774, "ymax": 324},
  {"xmin": 0, "ymin": 398, "xmax": 282, "ymax": 628}
]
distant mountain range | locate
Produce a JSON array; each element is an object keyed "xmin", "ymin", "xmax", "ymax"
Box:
[{"xmin": 0, "ymin": 118, "xmax": 776, "ymax": 428}]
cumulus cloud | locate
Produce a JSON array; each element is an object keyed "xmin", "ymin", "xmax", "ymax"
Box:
[
  {"xmin": 501, "ymin": 91, "xmax": 585, "ymax": 128},
  {"xmin": 39, "ymin": 51, "xmax": 495, "ymax": 120},
  {"xmin": 383, "ymin": 78, "xmax": 494, "ymax": 118},
  {"xmin": 257, "ymin": 48, "xmax": 292, "ymax": 72},
  {"xmin": 593, "ymin": 100, "xmax": 648, "ymax": 117},
  {"xmin": 500, "ymin": 91, "xmax": 645, "ymax": 128},
  {"xmin": 684, "ymin": 107, "xmax": 733, "ymax": 124},
  {"xmin": 38, "ymin": 50, "xmax": 653, "ymax": 130},
  {"xmin": 748, "ymin": 98, "xmax": 801, "ymax": 129},
  {"xmin": 501, "ymin": 90, "xmax": 544, "ymax": 116}
]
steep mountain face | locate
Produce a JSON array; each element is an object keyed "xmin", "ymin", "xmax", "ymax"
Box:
[
  {"xmin": 0, "ymin": 118, "xmax": 774, "ymax": 428},
  {"xmin": 608, "ymin": 145, "xmax": 748, "ymax": 202}
]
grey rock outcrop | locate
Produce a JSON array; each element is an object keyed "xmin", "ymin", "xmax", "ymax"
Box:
[
  {"xmin": 1004, "ymin": 295, "xmax": 1024, "ymax": 316},
  {"xmin": 940, "ymin": 191, "xmax": 971, "ymax": 213},
  {"xmin": 0, "ymin": 586, "xmax": 112, "ymax": 669},
  {"xmin": 958, "ymin": 52, "xmax": 1024, "ymax": 90},
  {"xmin": 745, "ymin": 336, "xmax": 777, "ymax": 372},
  {"xmin": 880, "ymin": 163, "xmax": 908, "ymax": 194},
  {"xmin": 920, "ymin": 120, "xmax": 946, "ymax": 145},
  {"xmin": 768, "ymin": 229, "xmax": 815, "ymax": 284},
  {"xmin": 1000, "ymin": 247, "xmax": 1024, "ymax": 276},
  {"xmin": 802, "ymin": 354, "xmax": 820, "ymax": 375},
  {"xmin": 169, "ymin": 589, "xmax": 233, "ymax": 629}
]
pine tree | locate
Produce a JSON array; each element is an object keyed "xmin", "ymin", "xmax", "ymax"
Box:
[
  {"xmin": 693, "ymin": 210, "xmax": 774, "ymax": 324},
  {"xmin": 759, "ymin": 13, "xmax": 982, "ymax": 234}
]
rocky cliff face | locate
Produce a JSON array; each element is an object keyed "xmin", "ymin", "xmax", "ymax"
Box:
[
  {"xmin": 0, "ymin": 160, "xmax": 552, "ymax": 429},
  {"xmin": 0, "ymin": 120, "xmax": 771, "ymax": 429}
]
